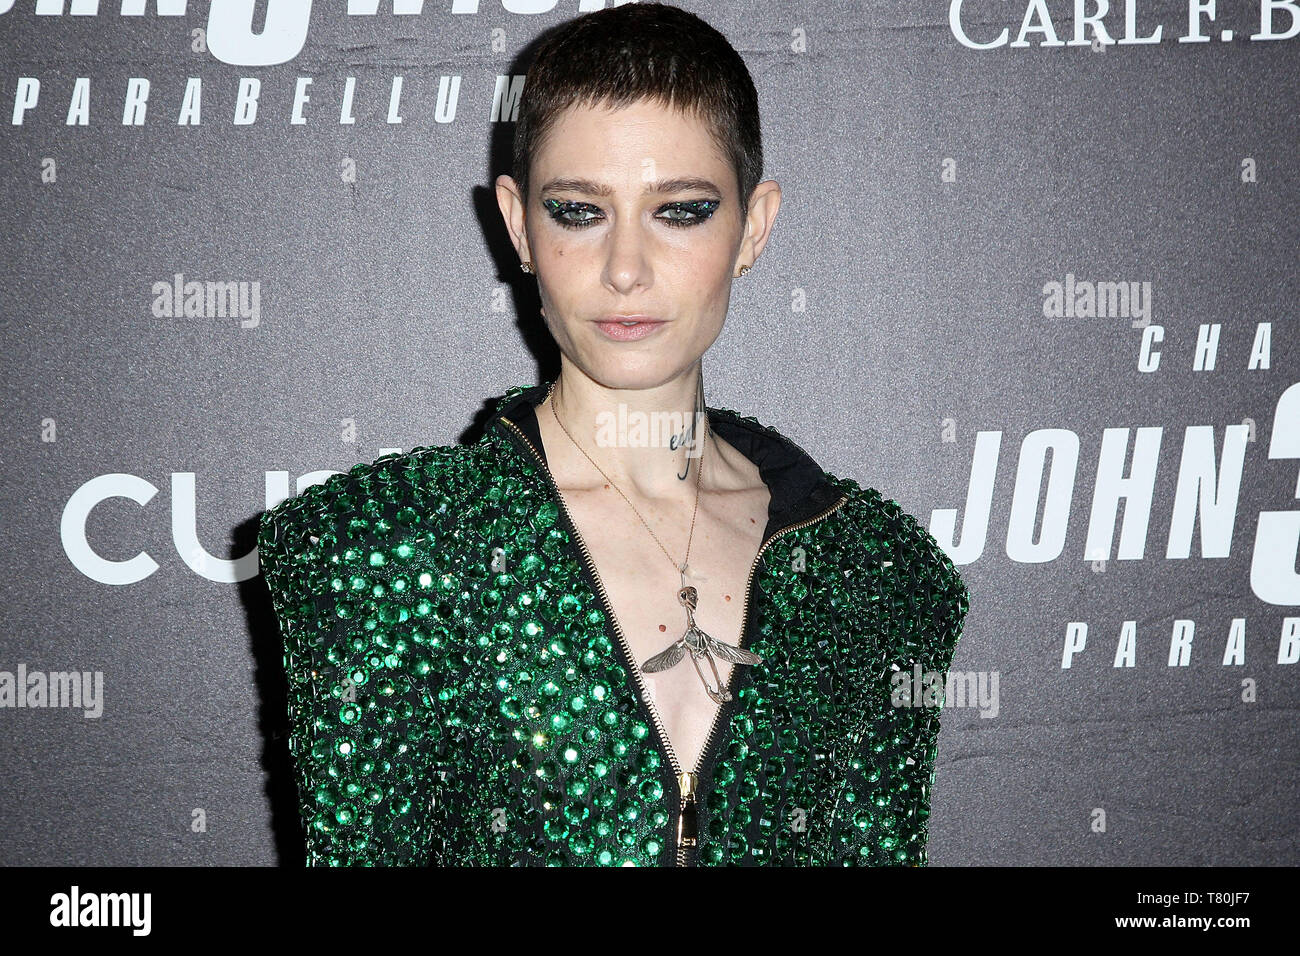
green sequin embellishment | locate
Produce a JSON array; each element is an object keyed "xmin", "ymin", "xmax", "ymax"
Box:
[{"xmin": 258, "ymin": 385, "xmax": 968, "ymax": 866}]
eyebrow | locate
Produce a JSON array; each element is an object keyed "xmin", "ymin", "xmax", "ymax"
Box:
[{"xmin": 538, "ymin": 176, "xmax": 723, "ymax": 198}]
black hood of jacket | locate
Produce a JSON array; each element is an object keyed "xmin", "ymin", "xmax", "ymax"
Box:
[{"xmin": 485, "ymin": 380, "xmax": 847, "ymax": 542}]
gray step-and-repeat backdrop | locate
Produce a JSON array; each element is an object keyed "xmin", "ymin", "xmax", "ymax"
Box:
[{"xmin": 2, "ymin": 1, "xmax": 1296, "ymax": 866}]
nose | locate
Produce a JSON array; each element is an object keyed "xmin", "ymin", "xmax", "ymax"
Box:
[{"xmin": 602, "ymin": 212, "xmax": 653, "ymax": 293}]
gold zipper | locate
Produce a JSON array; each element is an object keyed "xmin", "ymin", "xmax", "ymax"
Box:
[{"xmin": 497, "ymin": 413, "xmax": 848, "ymax": 866}]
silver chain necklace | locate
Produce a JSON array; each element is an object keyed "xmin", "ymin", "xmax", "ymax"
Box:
[{"xmin": 546, "ymin": 378, "xmax": 762, "ymax": 703}]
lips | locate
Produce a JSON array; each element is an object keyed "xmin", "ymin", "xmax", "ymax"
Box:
[{"xmin": 592, "ymin": 317, "xmax": 667, "ymax": 341}]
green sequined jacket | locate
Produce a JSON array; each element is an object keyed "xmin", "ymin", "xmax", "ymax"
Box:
[{"xmin": 257, "ymin": 381, "xmax": 969, "ymax": 866}]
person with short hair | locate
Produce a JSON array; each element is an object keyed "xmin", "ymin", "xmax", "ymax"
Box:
[{"xmin": 260, "ymin": 2, "xmax": 968, "ymax": 867}]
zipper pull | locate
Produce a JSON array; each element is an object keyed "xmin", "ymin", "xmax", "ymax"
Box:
[{"xmin": 677, "ymin": 771, "xmax": 698, "ymax": 849}]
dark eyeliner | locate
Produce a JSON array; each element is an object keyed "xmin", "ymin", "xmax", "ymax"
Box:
[
  {"xmin": 659, "ymin": 199, "xmax": 721, "ymax": 227},
  {"xmin": 541, "ymin": 197, "xmax": 721, "ymax": 229},
  {"xmin": 542, "ymin": 198, "xmax": 599, "ymax": 228}
]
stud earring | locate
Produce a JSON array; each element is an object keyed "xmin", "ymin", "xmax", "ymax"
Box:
[
  {"xmin": 520, "ymin": 261, "xmax": 534, "ymax": 274},
  {"xmin": 736, "ymin": 264, "xmax": 751, "ymax": 277}
]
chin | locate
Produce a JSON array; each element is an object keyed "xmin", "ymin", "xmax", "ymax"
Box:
[{"xmin": 573, "ymin": 357, "xmax": 697, "ymax": 392}]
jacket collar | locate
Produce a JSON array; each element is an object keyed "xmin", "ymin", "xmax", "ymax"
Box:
[{"xmin": 485, "ymin": 381, "xmax": 845, "ymax": 542}]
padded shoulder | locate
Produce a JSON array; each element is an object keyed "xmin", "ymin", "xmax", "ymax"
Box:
[
  {"xmin": 255, "ymin": 442, "xmax": 476, "ymax": 866},
  {"xmin": 828, "ymin": 476, "xmax": 970, "ymax": 675},
  {"xmin": 256, "ymin": 444, "xmax": 476, "ymax": 585},
  {"xmin": 812, "ymin": 476, "xmax": 970, "ymax": 866}
]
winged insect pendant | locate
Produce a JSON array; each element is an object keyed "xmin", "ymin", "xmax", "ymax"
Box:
[{"xmin": 641, "ymin": 581, "xmax": 763, "ymax": 703}]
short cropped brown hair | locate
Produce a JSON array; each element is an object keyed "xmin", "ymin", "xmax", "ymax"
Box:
[{"xmin": 513, "ymin": 2, "xmax": 764, "ymax": 218}]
